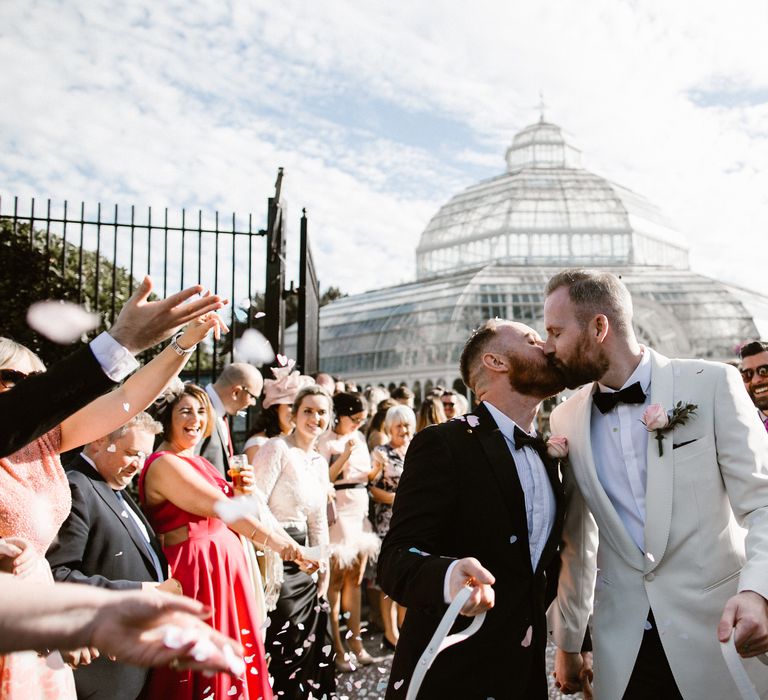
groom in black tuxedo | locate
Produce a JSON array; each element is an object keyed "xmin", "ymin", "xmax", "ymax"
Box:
[{"xmin": 378, "ymin": 319, "xmax": 568, "ymax": 699}]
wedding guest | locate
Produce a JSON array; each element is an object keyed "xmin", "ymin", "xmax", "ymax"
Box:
[
  {"xmin": 453, "ymin": 392, "xmax": 470, "ymax": 417},
  {"xmin": 243, "ymin": 360, "xmax": 313, "ymax": 462},
  {"xmin": 0, "ymin": 276, "xmax": 225, "ymax": 458},
  {"xmin": 314, "ymin": 372, "xmax": 336, "ymax": 395},
  {"xmin": 0, "ymin": 315, "xmax": 224, "ymax": 700},
  {"xmin": 366, "ymin": 398, "xmax": 397, "ymax": 451},
  {"xmin": 370, "ymin": 405, "xmax": 416, "ymax": 651},
  {"xmin": 252, "ymin": 385, "xmax": 336, "ymax": 699},
  {"xmin": 440, "ymin": 390, "xmax": 458, "ymax": 419},
  {"xmin": 197, "ymin": 363, "xmax": 263, "ymax": 478},
  {"xmin": 415, "ymin": 396, "xmax": 447, "ymax": 432},
  {"xmin": 140, "ymin": 382, "xmax": 304, "ymax": 700},
  {"xmin": 740, "ymin": 340, "xmax": 768, "ymax": 432},
  {"xmin": 391, "ymin": 385, "xmax": 414, "ymax": 408},
  {"xmin": 0, "ymin": 572, "xmax": 244, "ymax": 675},
  {"xmin": 47, "ymin": 412, "xmax": 174, "ymax": 700},
  {"xmin": 317, "ymin": 393, "xmax": 381, "ymax": 671},
  {"xmin": 378, "ymin": 320, "xmax": 567, "ymax": 698}
]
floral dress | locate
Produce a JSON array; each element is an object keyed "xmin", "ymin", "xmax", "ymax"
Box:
[{"xmin": 371, "ymin": 443, "xmax": 405, "ymax": 539}]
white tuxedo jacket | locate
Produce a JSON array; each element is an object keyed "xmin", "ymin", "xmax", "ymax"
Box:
[{"xmin": 547, "ymin": 349, "xmax": 768, "ymax": 699}]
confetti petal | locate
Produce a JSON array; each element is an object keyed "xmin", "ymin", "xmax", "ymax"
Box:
[
  {"xmin": 106, "ymin": 444, "xmax": 117, "ymax": 453},
  {"xmin": 466, "ymin": 415, "xmax": 480, "ymax": 427},
  {"xmin": 644, "ymin": 620, "xmax": 653, "ymax": 631},
  {"xmin": 520, "ymin": 625, "xmax": 533, "ymax": 647},
  {"xmin": 26, "ymin": 300, "xmax": 100, "ymax": 344},
  {"xmin": 509, "ymin": 535, "xmax": 518, "ymax": 544},
  {"xmin": 394, "ymin": 680, "xmax": 404, "ymax": 690},
  {"xmin": 233, "ymin": 328, "xmax": 275, "ymax": 365}
]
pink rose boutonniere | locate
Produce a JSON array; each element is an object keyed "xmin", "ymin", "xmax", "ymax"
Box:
[
  {"xmin": 641, "ymin": 401, "xmax": 698, "ymax": 456},
  {"xmin": 546, "ymin": 436, "xmax": 568, "ymax": 459}
]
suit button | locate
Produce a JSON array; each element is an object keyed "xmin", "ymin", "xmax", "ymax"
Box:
[{"xmin": 645, "ymin": 572, "xmax": 655, "ymax": 581}]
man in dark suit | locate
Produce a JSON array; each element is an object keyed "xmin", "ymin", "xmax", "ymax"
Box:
[
  {"xmin": 378, "ymin": 319, "xmax": 568, "ymax": 699},
  {"xmin": 0, "ymin": 276, "xmax": 226, "ymax": 458},
  {"xmin": 47, "ymin": 412, "xmax": 178, "ymax": 700},
  {"xmin": 198, "ymin": 362, "xmax": 263, "ymax": 477}
]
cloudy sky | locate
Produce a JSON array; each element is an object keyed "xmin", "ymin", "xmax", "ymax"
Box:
[{"xmin": 1, "ymin": 0, "xmax": 767, "ymax": 299}]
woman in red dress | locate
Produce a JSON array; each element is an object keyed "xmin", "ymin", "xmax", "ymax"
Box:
[{"xmin": 140, "ymin": 383, "xmax": 306, "ymax": 700}]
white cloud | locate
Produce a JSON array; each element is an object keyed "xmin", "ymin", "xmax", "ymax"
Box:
[{"xmin": 0, "ymin": 0, "xmax": 766, "ymax": 303}]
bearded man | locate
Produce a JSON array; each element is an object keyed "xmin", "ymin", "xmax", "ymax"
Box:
[
  {"xmin": 543, "ymin": 269, "xmax": 768, "ymax": 699},
  {"xmin": 378, "ymin": 319, "xmax": 569, "ymax": 699}
]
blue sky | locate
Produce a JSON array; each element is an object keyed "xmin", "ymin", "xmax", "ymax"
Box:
[{"xmin": 1, "ymin": 0, "xmax": 767, "ymax": 300}]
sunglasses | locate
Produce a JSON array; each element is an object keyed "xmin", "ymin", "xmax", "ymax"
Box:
[
  {"xmin": 741, "ymin": 365, "xmax": 768, "ymax": 382},
  {"xmin": 0, "ymin": 368, "xmax": 43, "ymax": 388}
]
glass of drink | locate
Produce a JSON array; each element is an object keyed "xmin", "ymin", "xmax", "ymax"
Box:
[{"xmin": 228, "ymin": 454, "xmax": 249, "ymax": 490}]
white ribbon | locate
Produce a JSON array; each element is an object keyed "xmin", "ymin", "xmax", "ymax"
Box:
[
  {"xmin": 405, "ymin": 585, "xmax": 486, "ymax": 700},
  {"xmin": 720, "ymin": 635, "xmax": 768, "ymax": 700}
]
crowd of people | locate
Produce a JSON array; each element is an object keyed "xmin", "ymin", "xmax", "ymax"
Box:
[{"xmin": 2, "ymin": 269, "xmax": 768, "ymax": 700}]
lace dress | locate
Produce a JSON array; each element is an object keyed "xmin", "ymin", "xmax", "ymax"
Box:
[
  {"xmin": 0, "ymin": 427, "xmax": 77, "ymax": 700},
  {"xmin": 138, "ymin": 452, "xmax": 272, "ymax": 700},
  {"xmin": 317, "ymin": 430, "xmax": 380, "ymax": 568},
  {"xmin": 252, "ymin": 437, "xmax": 335, "ymax": 699}
]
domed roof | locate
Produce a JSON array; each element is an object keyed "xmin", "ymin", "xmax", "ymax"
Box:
[{"xmin": 416, "ymin": 119, "xmax": 689, "ymax": 280}]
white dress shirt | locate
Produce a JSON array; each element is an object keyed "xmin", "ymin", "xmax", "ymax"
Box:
[
  {"xmin": 89, "ymin": 332, "xmax": 139, "ymax": 382},
  {"xmin": 590, "ymin": 347, "xmax": 652, "ymax": 552},
  {"xmin": 443, "ymin": 402, "xmax": 556, "ymax": 602}
]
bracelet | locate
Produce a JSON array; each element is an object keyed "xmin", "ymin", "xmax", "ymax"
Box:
[{"xmin": 169, "ymin": 332, "xmax": 195, "ymax": 356}]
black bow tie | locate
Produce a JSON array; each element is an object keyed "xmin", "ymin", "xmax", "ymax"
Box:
[
  {"xmin": 593, "ymin": 381, "xmax": 646, "ymax": 414},
  {"xmin": 513, "ymin": 426, "xmax": 547, "ymax": 456}
]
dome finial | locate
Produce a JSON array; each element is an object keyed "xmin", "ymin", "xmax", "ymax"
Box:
[{"xmin": 536, "ymin": 91, "xmax": 547, "ymax": 123}]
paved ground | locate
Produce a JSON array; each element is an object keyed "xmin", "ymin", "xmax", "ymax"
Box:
[{"xmin": 333, "ymin": 626, "xmax": 584, "ymax": 699}]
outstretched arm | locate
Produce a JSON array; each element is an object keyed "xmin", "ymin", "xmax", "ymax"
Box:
[{"xmin": 59, "ymin": 315, "xmax": 227, "ymax": 452}]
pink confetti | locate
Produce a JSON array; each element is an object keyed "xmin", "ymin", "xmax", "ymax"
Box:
[
  {"xmin": 106, "ymin": 444, "xmax": 117, "ymax": 453},
  {"xmin": 394, "ymin": 679, "xmax": 404, "ymax": 690},
  {"xmin": 520, "ymin": 625, "xmax": 533, "ymax": 647}
]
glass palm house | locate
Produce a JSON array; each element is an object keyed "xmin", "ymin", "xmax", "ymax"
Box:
[{"xmin": 288, "ymin": 117, "xmax": 768, "ymax": 399}]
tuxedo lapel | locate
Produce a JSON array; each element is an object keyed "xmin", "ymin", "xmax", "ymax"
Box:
[
  {"xmin": 566, "ymin": 386, "xmax": 644, "ymax": 569},
  {"xmin": 472, "ymin": 404, "xmax": 532, "ymax": 566},
  {"xmin": 643, "ymin": 351, "xmax": 675, "ymax": 571}
]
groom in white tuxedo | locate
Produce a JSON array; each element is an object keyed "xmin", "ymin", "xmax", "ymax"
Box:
[{"xmin": 543, "ymin": 269, "xmax": 768, "ymax": 699}]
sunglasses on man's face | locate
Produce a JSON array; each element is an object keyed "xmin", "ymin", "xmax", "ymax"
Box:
[
  {"xmin": 0, "ymin": 368, "xmax": 43, "ymax": 388},
  {"xmin": 741, "ymin": 365, "xmax": 768, "ymax": 383}
]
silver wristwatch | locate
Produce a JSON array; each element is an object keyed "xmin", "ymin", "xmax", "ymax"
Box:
[{"xmin": 169, "ymin": 332, "xmax": 195, "ymax": 356}]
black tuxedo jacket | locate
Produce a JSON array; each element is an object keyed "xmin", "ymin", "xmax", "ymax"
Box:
[
  {"xmin": 46, "ymin": 455, "xmax": 168, "ymax": 700},
  {"xmin": 0, "ymin": 346, "xmax": 116, "ymax": 458},
  {"xmin": 378, "ymin": 403, "xmax": 564, "ymax": 699}
]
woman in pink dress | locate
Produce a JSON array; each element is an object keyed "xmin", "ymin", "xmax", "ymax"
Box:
[
  {"xmin": 140, "ymin": 383, "xmax": 307, "ymax": 700},
  {"xmin": 0, "ymin": 317, "xmax": 221, "ymax": 700}
]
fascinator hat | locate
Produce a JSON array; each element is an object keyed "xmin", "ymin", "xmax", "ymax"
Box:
[
  {"xmin": 152, "ymin": 377, "xmax": 186, "ymax": 417},
  {"xmin": 262, "ymin": 359, "xmax": 313, "ymax": 409}
]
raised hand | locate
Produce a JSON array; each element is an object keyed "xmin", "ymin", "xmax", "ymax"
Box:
[{"xmin": 109, "ymin": 276, "xmax": 227, "ymax": 354}]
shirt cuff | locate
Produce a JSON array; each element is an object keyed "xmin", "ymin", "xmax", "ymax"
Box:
[
  {"xmin": 89, "ymin": 332, "xmax": 140, "ymax": 382},
  {"xmin": 443, "ymin": 559, "xmax": 460, "ymax": 604}
]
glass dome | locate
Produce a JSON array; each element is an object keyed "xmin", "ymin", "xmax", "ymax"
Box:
[
  {"xmin": 416, "ymin": 120, "xmax": 689, "ymax": 279},
  {"xmin": 284, "ymin": 117, "xmax": 768, "ymax": 394}
]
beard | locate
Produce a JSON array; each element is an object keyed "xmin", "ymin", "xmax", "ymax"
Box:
[
  {"xmin": 507, "ymin": 351, "xmax": 566, "ymax": 399},
  {"xmin": 548, "ymin": 331, "xmax": 610, "ymax": 390},
  {"xmin": 748, "ymin": 386, "xmax": 768, "ymax": 411}
]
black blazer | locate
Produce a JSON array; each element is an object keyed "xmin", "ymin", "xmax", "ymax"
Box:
[
  {"xmin": 46, "ymin": 455, "xmax": 168, "ymax": 700},
  {"xmin": 196, "ymin": 402, "xmax": 231, "ymax": 479},
  {"xmin": 0, "ymin": 345, "xmax": 116, "ymax": 458},
  {"xmin": 378, "ymin": 403, "xmax": 564, "ymax": 700}
]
